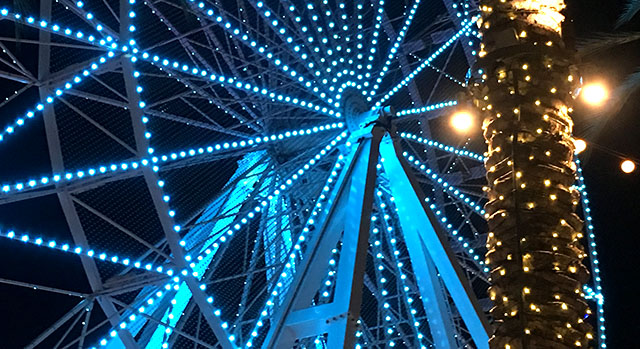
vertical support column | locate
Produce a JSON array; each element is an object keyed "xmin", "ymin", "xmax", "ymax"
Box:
[
  {"xmin": 379, "ymin": 135, "xmax": 491, "ymax": 349},
  {"xmin": 326, "ymin": 126, "xmax": 384, "ymax": 349}
]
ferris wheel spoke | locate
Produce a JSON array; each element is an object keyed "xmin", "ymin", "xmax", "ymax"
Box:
[
  {"xmin": 278, "ymin": 0, "xmax": 359, "ymax": 98},
  {"xmin": 141, "ymin": 2, "xmax": 320, "ymax": 113},
  {"xmin": 395, "ymin": 100, "xmax": 458, "ymax": 117},
  {"xmin": 138, "ymin": 18, "xmax": 273, "ymax": 130},
  {"xmin": 400, "ymin": 132, "xmax": 485, "ymax": 162},
  {"xmin": 0, "ymin": 123, "xmax": 342, "ymax": 207},
  {"xmin": 0, "ymin": 226, "xmax": 173, "ymax": 275},
  {"xmin": 374, "ymin": 16, "xmax": 479, "ymax": 108},
  {"xmin": 55, "ymin": 0, "xmax": 120, "ymax": 41},
  {"xmin": 240, "ymin": 0, "xmax": 331, "ymax": 84},
  {"xmin": 137, "ymin": 55, "xmax": 341, "ymax": 118},
  {"xmin": 0, "ymin": 51, "xmax": 119, "ymax": 146},
  {"xmin": 402, "ymin": 151, "xmax": 485, "ymax": 215},
  {"xmin": 368, "ymin": 0, "xmax": 422, "ymax": 98},
  {"xmin": 356, "ymin": 0, "xmax": 385, "ymax": 83},
  {"xmin": 179, "ymin": 0, "xmax": 335, "ymax": 106},
  {"xmin": 0, "ymin": 9, "xmax": 113, "ymax": 50}
]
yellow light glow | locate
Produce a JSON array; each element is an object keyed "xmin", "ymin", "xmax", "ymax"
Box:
[
  {"xmin": 450, "ymin": 111, "xmax": 474, "ymax": 133},
  {"xmin": 621, "ymin": 160, "xmax": 636, "ymax": 174},
  {"xmin": 581, "ymin": 83, "xmax": 608, "ymax": 106},
  {"xmin": 574, "ymin": 139, "xmax": 587, "ymax": 154}
]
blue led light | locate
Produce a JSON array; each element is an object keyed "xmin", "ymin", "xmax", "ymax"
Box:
[
  {"xmin": 374, "ymin": 16, "xmax": 479, "ymax": 107},
  {"xmin": 400, "ymin": 132, "xmax": 485, "ymax": 162},
  {"xmin": 0, "ymin": 51, "xmax": 117, "ymax": 145},
  {"xmin": 0, "ymin": 123, "xmax": 343, "ymax": 195},
  {"xmin": 576, "ymin": 159, "xmax": 607, "ymax": 348},
  {"xmin": 396, "ymin": 100, "xmax": 458, "ymax": 116},
  {"xmin": 0, "ymin": 229, "xmax": 173, "ymax": 276}
]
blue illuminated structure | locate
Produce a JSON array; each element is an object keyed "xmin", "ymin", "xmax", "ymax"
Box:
[{"xmin": 0, "ymin": 0, "xmax": 605, "ymax": 348}]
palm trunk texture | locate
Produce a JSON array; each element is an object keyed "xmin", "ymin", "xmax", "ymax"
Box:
[{"xmin": 471, "ymin": 1, "xmax": 594, "ymax": 348}]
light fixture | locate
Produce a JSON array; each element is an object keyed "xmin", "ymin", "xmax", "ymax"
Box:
[
  {"xmin": 581, "ymin": 82, "xmax": 608, "ymax": 107},
  {"xmin": 574, "ymin": 139, "xmax": 587, "ymax": 154},
  {"xmin": 450, "ymin": 110, "xmax": 474, "ymax": 133},
  {"xmin": 621, "ymin": 160, "xmax": 636, "ymax": 174}
]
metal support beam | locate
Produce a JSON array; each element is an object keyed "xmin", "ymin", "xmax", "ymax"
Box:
[
  {"xmin": 38, "ymin": 1, "xmax": 138, "ymax": 347},
  {"xmin": 261, "ymin": 126, "xmax": 384, "ymax": 348},
  {"xmin": 379, "ymin": 134, "xmax": 491, "ymax": 349}
]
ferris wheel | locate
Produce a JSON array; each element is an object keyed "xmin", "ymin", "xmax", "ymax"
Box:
[{"xmin": 0, "ymin": 0, "xmax": 605, "ymax": 348}]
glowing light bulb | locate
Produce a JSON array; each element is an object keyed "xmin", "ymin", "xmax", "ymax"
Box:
[
  {"xmin": 581, "ymin": 83, "xmax": 608, "ymax": 106},
  {"xmin": 621, "ymin": 160, "xmax": 635, "ymax": 174},
  {"xmin": 574, "ymin": 139, "xmax": 587, "ymax": 154},
  {"xmin": 450, "ymin": 111, "xmax": 474, "ymax": 133}
]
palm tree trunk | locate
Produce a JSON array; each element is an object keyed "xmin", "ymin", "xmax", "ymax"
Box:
[{"xmin": 471, "ymin": 1, "xmax": 594, "ymax": 348}]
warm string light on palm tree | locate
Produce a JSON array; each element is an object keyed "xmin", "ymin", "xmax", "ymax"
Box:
[{"xmin": 473, "ymin": 0, "xmax": 594, "ymax": 348}]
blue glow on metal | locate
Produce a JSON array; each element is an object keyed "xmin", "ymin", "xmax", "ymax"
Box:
[
  {"xmin": 0, "ymin": 228, "xmax": 172, "ymax": 275},
  {"xmin": 0, "ymin": 123, "xmax": 343, "ymax": 195},
  {"xmin": 576, "ymin": 159, "xmax": 606, "ymax": 348},
  {"xmin": 374, "ymin": 16, "xmax": 480, "ymax": 107},
  {"xmin": 127, "ymin": 133, "xmax": 346, "ymax": 348},
  {"xmin": 369, "ymin": 0, "xmax": 422, "ymax": 97},
  {"xmin": 239, "ymin": 155, "xmax": 346, "ymax": 347},
  {"xmin": 400, "ymin": 132, "xmax": 485, "ymax": 162},
  {"xmin": 395, "ymin": 100, "xmax": 458, "ymax": 116},
  {"xmin": 0, "ymin": 51, "xmax": 118, "ymax": 145}
]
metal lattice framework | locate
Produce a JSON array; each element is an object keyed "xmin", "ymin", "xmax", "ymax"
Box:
[{"xmin": 0, "ymin": 0, "xmax": 605, "ymax": 348}]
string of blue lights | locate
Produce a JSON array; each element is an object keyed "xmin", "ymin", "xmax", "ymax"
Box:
[
  {"xmin": 368, "ymin": 0, "xmax": 421, "ymax": 98},
  {"xmin": 0, "ymin": 123, "xmax": 343, "ymax": 196},
  {"xmin": 373, "ymin": 16, "xmax": 480, "ymax": 107},
  {"xmin": 0, "ymin": 50, "xmax": 118, "ymax": 145}
]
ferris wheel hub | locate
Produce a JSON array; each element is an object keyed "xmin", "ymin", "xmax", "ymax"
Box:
[{"xmin": 342, "ymin": 89, "xmax": 395, "ymax": 134}]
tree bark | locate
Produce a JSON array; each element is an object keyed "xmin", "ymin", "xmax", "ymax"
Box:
[{"xmin": 471, "ymin": 1, "xmax": 594, "ymax": 348}]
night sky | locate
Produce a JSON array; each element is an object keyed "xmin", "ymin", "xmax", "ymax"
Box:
[
  {"xmin": 565, "ymin": 0, "xmax": 640, "ymax": 347},
  {"xmin": 0, "ymin": 0, "xmax": 639, "ymax": 348}
]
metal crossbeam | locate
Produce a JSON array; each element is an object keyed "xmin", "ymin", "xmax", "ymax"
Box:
[{"xmin": 379, "ymin": 134, "xmax": 491, "ymax": 348}]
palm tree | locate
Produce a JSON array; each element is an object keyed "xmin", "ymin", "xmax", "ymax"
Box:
[{"xmin": 471, "ymin": 1, "xmax": 593, "ymax": 347}]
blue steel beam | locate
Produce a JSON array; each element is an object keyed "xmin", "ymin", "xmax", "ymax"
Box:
[
  {"xmin": 262, "ymin": 126, "xmax": 385, "ymax": 348},
  {"xmin": 377, "ymin": 173, "xmax": 458, "ymax": 348},
  {"xmin": 379, "ymin": 134, "xmax": 491, "ymax": 349}
]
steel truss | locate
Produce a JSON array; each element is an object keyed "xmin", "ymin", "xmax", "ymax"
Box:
[{"xmin": 0, "ymin": 0, "xmax": 605, "ymax": 348}]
